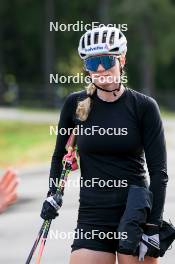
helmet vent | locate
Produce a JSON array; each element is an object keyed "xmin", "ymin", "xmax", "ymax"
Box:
[
  {"xmin": 102, "ymin": 31, "xmax": 107, "ymax": 43},
  {"xmin": 94, "ymin": 32, "xmax": 99, "ymax": 44},
  {"xmin": 87, "ymin": 34, "xmax": 91, "ymax": 46},
  {"xmin": 80, "ymin": 53, "xmax": 86, "ymax": 58},
  {"xmin": 82, "ymin": 37, "xmax": 85, "ymax": 48},
  {"xmin": 119, "ymin": 32, "xmax": 122, "ymax": 39},
  {"xmin": 109, "ymin": 31, "xmax": 115, "ymax": 45},
  {"xmin": 110, "ymin": 47, "xmax": 119, "ymax": 52}
]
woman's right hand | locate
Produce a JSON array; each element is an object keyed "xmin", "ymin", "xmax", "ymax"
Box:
[{"xmin": 40, "ymin": 191, "xmax": 63, "ymax": 220}]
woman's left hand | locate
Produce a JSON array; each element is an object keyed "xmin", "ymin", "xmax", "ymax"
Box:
[{"xmin": 139, "ymin": 224, "xmax": 160, "ymax": 260}]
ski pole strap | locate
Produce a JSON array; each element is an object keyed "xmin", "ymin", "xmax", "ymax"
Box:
[{"xmin": 62, "ymin": 144, "xmax": 80, "ymax": 171}]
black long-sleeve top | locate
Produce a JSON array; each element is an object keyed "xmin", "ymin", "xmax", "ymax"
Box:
[{"xmin": 49, "ymin": 87, "xmax": 168, "ymax": 226}]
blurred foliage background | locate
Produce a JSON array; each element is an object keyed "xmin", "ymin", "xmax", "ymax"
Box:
[
  {"xmin": 0, "ymin": 0, "xmax": 175, "ymax": 167},
  {"xmin": 0, "ymin": 0, "xmax": 175, "ymax": 108}
]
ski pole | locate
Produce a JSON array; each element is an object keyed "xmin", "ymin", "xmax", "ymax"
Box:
[
  {"xmin": 25, "ymin": 128, "xmax": 78, "ymax": 263},
  {"xmin": 25, "ymin": 161, "xmax": 72, "ymax": 264},
  {"xmin": 34, "ymin": 162, "xmax": 72, "ymax": 263},
  {"xmin": 34, "ymin": 161, "xmax": 72, "ymax": 263},
  {"xmin": 35, "ymin": 220, "xmax": 52, "ymax": 264},
  {"xmin": 25, "ymin": 222, "xmax": 45, "ymax": 264}
]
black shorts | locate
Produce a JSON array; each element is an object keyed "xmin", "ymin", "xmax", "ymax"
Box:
[{"xmin": 71, "ymin": 206, "xmax": 126, "ymax": 255}]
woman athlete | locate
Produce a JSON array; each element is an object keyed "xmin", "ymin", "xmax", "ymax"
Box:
[{"xmin": 40, "ymin": 26, "xmax": 168, "ymax": 264}]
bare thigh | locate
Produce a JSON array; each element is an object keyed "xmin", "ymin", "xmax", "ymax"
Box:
[
  {"xmin": 117, "ymin": 253, "xmax": 159, "ymax": 264},
  {"xmin": 69, "ymin": 248, "xmax": 116, "ymax": 264}
]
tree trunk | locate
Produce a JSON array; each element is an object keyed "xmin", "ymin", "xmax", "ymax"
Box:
[
  {"xmin": 43, "ymin": 0, "xmax": 55, "ymax": 107},
  {"xmin": 138, "ymin": 15, "xmax": 155, "ymax": 97}
]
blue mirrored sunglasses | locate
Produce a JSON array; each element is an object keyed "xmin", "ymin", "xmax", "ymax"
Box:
[{"xmin": 84, "ymin": 55, "xmax": 118, "ymax": 72}]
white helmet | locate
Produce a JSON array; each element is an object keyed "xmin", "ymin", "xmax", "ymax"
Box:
[{"xmin": 78, "ymin": 26, "xmax": 127, "ymax": 59}]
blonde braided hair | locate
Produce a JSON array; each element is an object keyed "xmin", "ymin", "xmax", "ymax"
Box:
[{"xmin": 76, "ymin": 83, "xmax": 97, "ymax": 121}]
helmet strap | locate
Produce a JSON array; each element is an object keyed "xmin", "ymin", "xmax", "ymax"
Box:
[{"xmin": 93, "ymin": 83, "xmax": 121, "ymax": 96}]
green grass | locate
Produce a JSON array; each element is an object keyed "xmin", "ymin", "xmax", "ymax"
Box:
[
  {"xmin": 0, "ymin": 120, "xmax": 57, "ymax": 168},
  {"xmin": 160, "ymin": 107, "xmax": 175, "ymax": 118},
  {"xmin": 19, "ymin": 107, "xmax": 58, "ymax": 114}
]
